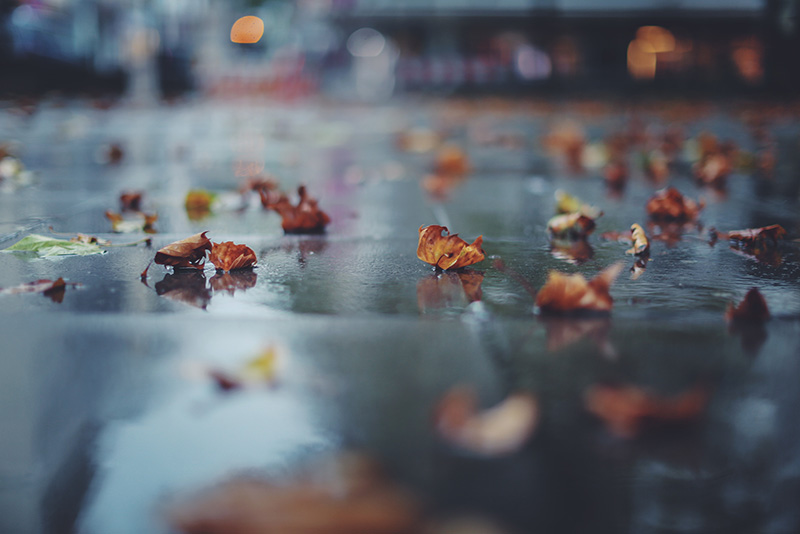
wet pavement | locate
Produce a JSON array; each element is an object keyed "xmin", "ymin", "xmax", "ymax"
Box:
[{"xmin": 1, "ymin": 96, "xmax": 800, "ymax": 534}]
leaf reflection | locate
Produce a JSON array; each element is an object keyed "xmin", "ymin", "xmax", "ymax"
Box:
[
  {"xmin": 417, "ymin": 271, "xmax": 484, "ymax": 313},
  {"xmin": 540, "ymin": 316, "xmax": 616, "ymax": 358},
  {"xmin": 154, "ymin": 271, "xmax": 212, "ymax": 310},
  {"xmin": 209, "ymin": 270, "xmax": 258, "ymax": 296},
  {"xmin": 549, "ymin": 237, "xmax": 594, "ymax": 265}
]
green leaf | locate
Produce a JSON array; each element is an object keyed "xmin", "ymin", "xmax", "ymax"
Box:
[{"xmin": 4, "ymin": 234, "xmax": 105, "ymax": 257}]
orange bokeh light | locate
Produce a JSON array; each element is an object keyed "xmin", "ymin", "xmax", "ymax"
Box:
[{"xmin": 231, "ymin": 16, "xmax": 264, "ymax": 44}]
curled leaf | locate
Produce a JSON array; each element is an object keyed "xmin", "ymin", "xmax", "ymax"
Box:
[
  {"xmin": 547, "ymin": 212, "xmax": 597, "ymax": 240},
  {"xmin": 209, "ymin": 241, "xmax": 257, "ymax": 272},
  {"xmin": 535, "ymin": 262, "xmax": 624, "ymax": 314},
  {"xmin": 154, "ymin": 232, "xmax": 212, "ymax": 270},
  {"xmin": 726, "ymin": 287, "xmax": 770, "ymax": 324},
  {"xmin": 267, "ymin": 186, "xmax": 331, "ymax": 234},
  {"xmin": 646, "ymin": 187, "xmax": 703, "ymax": 222},
  {"xmin": 105, "ymin": 210, "xmax": 158, "ymax": 233},
  {"xmin": 417, "ymin": 225, "xmax": 485, "ymax": 271},
  {"xmin": 626, "ymin": 223, "xmax": 649, "ymax": 255},
  {"xmin": 434, "ymin": 386, "xmax": 539, "ymax": 456},
  {"xmin": 4, "ymin": 234, "xmax": 104, "ymax": 257},
  {"xmin": 585, "ymin": 384, "xmax": 709, "ymax": 438},
  {"xmin": 169, "ymin": 453, "xmax": 421, "ymax": 534}
]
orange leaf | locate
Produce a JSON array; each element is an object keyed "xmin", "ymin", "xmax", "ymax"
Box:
[
  {"xmin": 726, "ymin": 224, "xmax": 786, "ymax": 247},
  {"xmin": 535, "ymin": 262, "xmax": 624, "ymax": 314},
  {"xmin": 154, "ymin": 232, "xmax": 212, "ymax": 269},
  {"xmin": 646, "ymin": 187, "xmax": 703, "ymax": 222},
  {"xmin": 433, "ymin": 143, "xmax": 470, "ymax": 175},
  {"xmin": 434, "ymin": 386, "xmax": 539, "ymax": 456},
  {"xmin": 416, "ymin": 225, "xmax": 485, "ymax": 270},
  {"xmin": 209, "ymin": 241, "xmax": 257, "ymax": 272},
  {"xmin": 267, "ymin": 186, "xmax": 331, "ymax": 234},
  {"xmin": 547, "ymin": 212, "xmax": 597, "ymax": 239}
]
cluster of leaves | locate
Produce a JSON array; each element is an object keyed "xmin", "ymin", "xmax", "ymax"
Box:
[{"xmin": 145, "ymin": 232, "xmax": 257, "ymax": 275}]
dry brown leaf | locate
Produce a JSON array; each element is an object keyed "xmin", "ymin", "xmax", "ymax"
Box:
[
  {"xmin": 266, "ymin": 186, "xmax": 331, "ymax": 234},
  {"xmin": 547, "ymin": 213, "xmax": 597, "ymax": 240},
  {"xmin": 535, "ymin": 263, "xmax": 624, "ymax": 314},
  {"xmin": 169, "ymin": 453, "xmax": 422, "ymax": 534},
  {"xmin": 433, "ymin": 386, "xmax": 539, "ymax": 456},
  {"xmin": 154, "ymin": 232, "xmax": 212, "ymax": 270},
  {"xmin": 646, "ymin": 187, "xmax": 704, "ymax": 222},
  {"xmin": 626, "ymin": 223, "xmax": 649, "ymax": 255},
  {"xmin": 585, "ymin": 384, "xmax": 709, "ymax": 438},
  {"xmin": 725, "ymin": 224, "xmax": 786, "ymax": 247},
  {"xmin": 209, "ymin": 241, "xmax": 257, "ymax": 272},
  {"xmin": 119, "ymin": 191, "xmax": 143, "ymax": 212},
  {"xmin": 417, "ymin": 225, "xmax": 485, "ymax": 271},
  {"xmin": 105, "ymin": 210, "xmax": 158, "ymax": 233},
  {"xmin": 726, "ymin": 287, "xmax": 770, "ymax": 323}
]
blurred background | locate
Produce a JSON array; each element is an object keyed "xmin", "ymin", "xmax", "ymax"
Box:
[{"xmin": 0, "ymin": 0, "xmax": 798, "ymax": 101}]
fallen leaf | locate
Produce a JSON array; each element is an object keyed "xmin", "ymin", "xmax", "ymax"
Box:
[
  {"xmin": 119, "ymin": 191, "xmax": 143, "ymax": 212},
  {"xmin": 626, "ymin": 223, "xmax": 649, "ymax": 255},
  {"xmin": 554, "ymin": 190, "xmax": 602, "ymax": 219},
  {"xmin": 185, "ymin": 190, "xmax": 216, "ymax": 220},
  {"xmin": 0, "ymin": 277, "xmax": 79, "ymax": 303},
  {"xmin": 4, "ymin": 234, "xmax": 104, "ymax": 257},
  {"xmin": 646, "ymin": 187, "xmax": 704, "ymax": 222},
  {"xmin": 726, "ymin": 287, "xmax": 770, "ymax": 323},
  {"xmin": 210, "ymin": 271, "xmax": 257, "ymax": 296},
  {"xmin": 725, "ymin": 224, "xmax": 786, "ymax": 247},
  {"xmin": 70, "ymin": 233, "xmax": 111, "ymax": 246},
  {"xmin": 416, "ymin": 271, "xmax": 484, "ymax": 312},
  {"xmin": 585, "ymin": 384, "xmax": 709, "ymax": 438},
  {"xmin": 169, "ymin": 453, "xmax": 422, "ymax": 534},
  {"xmin": 417, "ymin": 225, "xmax": 485, "ymax": 270},
  {"xmin": 535, "ymin": 263, "xmax": 624, "ymax": 314},
  {"xmin": 153, "ymin": 271, "xmax": 212, "ymax": 309},
  {"xmin": 694, "ymin": 153, "xmax": 732, "ymax": 188},
  {"xmin": 266, "ymin": 186, "xmax": 331, "ymax": 234},
  {"xmin": 209, "ymin": 241, "xmax": 257, "ymax": 272},
  {"xmin": 547, "ymin": 212, "xmax": 597, "ymax": 240},
  {"xmin": 434, "ymin": 143, "xmax": 470, "ymax": 176},
  {"xmin": 154, "ymin": 232, "xmax": 212, "ymax": 270},
  {"xmin": 433, "ymin": 386, "xmax": 539, "ymax": 456},
  {"xmin": 105, "ymin": 210, "xmax": 158, "ymax": 233}
]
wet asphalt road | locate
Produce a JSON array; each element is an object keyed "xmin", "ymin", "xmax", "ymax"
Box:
[{"xmin": 1, "ymin": 96, "xmax": 800, "ymax": 534}]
